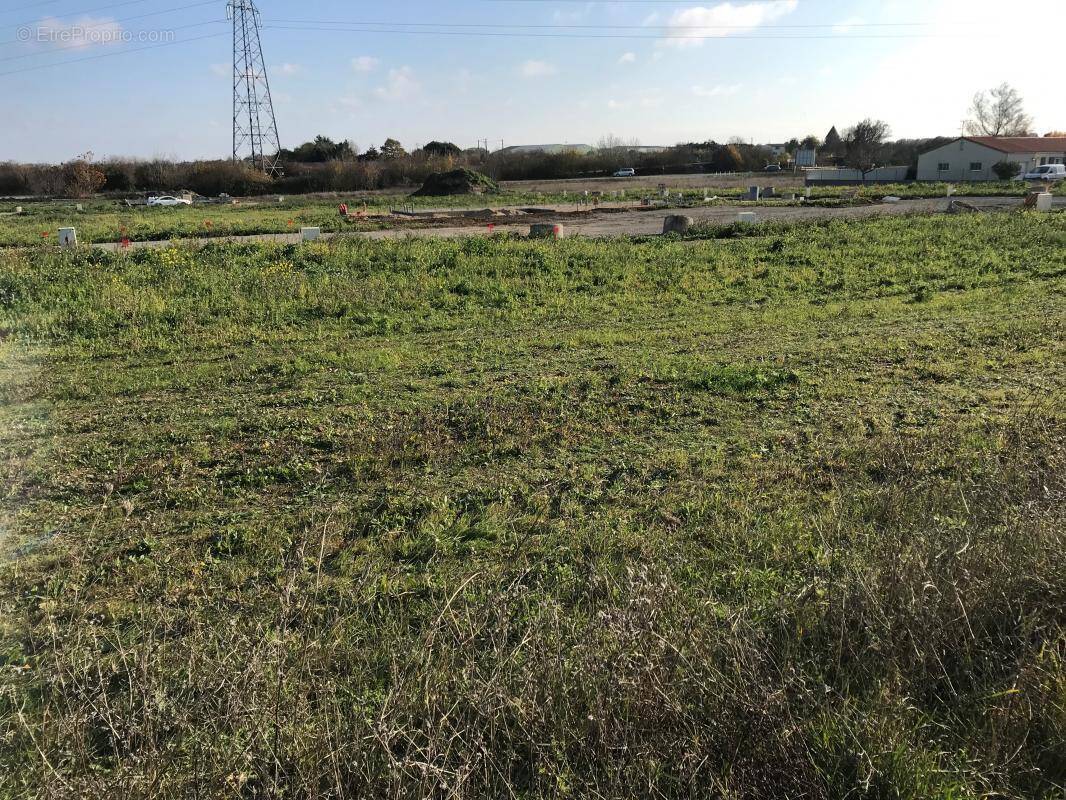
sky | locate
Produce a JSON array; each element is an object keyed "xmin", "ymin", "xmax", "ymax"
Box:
[{"xmin": 1, "ymin": 0, "xmax": 1063, "ymax": 163}]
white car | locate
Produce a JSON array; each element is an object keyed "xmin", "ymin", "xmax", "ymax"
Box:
[
  {"xmin": 613, "ymin": 168, "xmax": 636, "ymax": 177},
  {"xmin": 1023, "ymin": 164, "xmax": 1066, "ymax": 181},
  {"xmin": 147, "ymin": 195, "xmax": 192, "ymax": 207}
]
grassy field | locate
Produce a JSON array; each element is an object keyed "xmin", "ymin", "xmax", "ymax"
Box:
[
  {"xmin": 1, "ymin": 212, "xmax": 1064, "ymax": 798},
  {"xmin": 0, "ymin": 181, "xmax": 1048, "ymax": 247}
]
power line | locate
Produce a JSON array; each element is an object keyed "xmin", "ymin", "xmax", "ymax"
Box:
[
  {"xmin": 0, "ymin": 1, "xmax": 63, "ymax": 15},
  {"xmin": 483, "ymin": 0, "xmax": 814, "ymax": 3},
  {"xmin": 0, "ymin": 17, "xmax": 223, "ymax": 61},
  {"xmin": 0, "ymin": 28, "xmax": 226, "ymax": 76},
  {"xmin": 265, "ymin": 17, "xmax": 944, "ymax": 30},
  {"xmin": 0, "ymin": 1, "xmax": 217, "ymax": 47},
  {"xmin": 261, "ymin": 23, "xmax": 978, "ymax": 41},
  {"xmin": 5, "ymin": 0, "xmax": 156, "ymax": 30}
]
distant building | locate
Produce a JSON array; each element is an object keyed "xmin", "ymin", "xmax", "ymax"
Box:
[
  {"xmin": 765, "ymin": 143, "xmax": 789, "ymax": 157},
  {"xmin": 917, "ymin": 137, "xmax": 1065, "ymax": 181},
  {"xmin": 498, "ymin": 144, "xmax": 594, "ymax": 155}
]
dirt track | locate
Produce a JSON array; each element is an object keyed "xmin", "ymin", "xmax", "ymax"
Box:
[
  {"xmin": 359, "ymin": 197, "xmax": 1029, "ymax": 240},
  {"xmin": 91, "ymin": 196, "xmax": 1055, "ymax": 251}
]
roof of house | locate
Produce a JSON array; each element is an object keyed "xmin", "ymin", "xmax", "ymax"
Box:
[{"xmin": 964, "ymin": 136, "xmax": 1066, "ymax": 154}]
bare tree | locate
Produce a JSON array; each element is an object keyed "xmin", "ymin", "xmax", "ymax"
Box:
[
  {"xmin": 843, "ymin": 119, "xmax": 890, "ymax": 181},
  {"xmin": 596, "ymin": 134, "xmax": 640, "ymax": 153},
  {"xmin": 964, "ymin": 83, "xmax": 1033, "ymax": 137}
]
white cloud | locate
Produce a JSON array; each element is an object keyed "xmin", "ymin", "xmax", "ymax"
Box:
[
  {"xmin": 618, "ymin": 51, "xmax": 637, "ymax": 64},
  {"xmin": 521, "ymin": 60, "xmax": 558, "ymax": 78},
  {"xmin": 607, "ymin": 99, "xmax": 630, "ymax": 110},
  {"xmin": 209, "ymin": 63, "xmax": 229, "ymax": 77},
  {"xmin": 274, "ymin": 62, "xmax": 302, "ymax": 76},
  {"xmin": 692, "ymin": 83, "xmax": 742, "ymax": 97},
  {"xmin": 33, "ymin": 16, "xmax": 123, "ymax": 50},
  {"xmin": 659, "ymin": 1, "xmax": 799, "ymax": 48},
  {"xmin": 352, "ymin": 55, "xmax": 380, "ymax": 73},
  {"xmin": 373, "ymin": 66, "xmax": 419, "ymax": 101}
]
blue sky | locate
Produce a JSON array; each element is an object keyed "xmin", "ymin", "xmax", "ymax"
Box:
[{"xmin": 2, "ymin": 0, "xmax": 1062, "ymax": 162}]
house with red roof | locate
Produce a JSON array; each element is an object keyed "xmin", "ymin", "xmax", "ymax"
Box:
[{"xmin": 916, "ymin": 136, "xmax": 1066, "ymax": 181}]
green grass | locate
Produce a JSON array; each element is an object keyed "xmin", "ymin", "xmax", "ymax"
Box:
[
  {"xmin": 0, "ymin": 212, "xmax": 1064, "ymax": 798},
  {"xmin": 0, "ymin": 181, "xmax": 1045, "ymax": 247}
]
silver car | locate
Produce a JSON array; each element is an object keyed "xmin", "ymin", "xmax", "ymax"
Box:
[{"xmin": 147, "ymin": 195, "xmax": 192, "ymax": 207}]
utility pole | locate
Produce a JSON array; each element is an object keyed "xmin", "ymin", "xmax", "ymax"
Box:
[{"xmin": 229, "ymin": 0, "xmax": 282, "ymax": 175}]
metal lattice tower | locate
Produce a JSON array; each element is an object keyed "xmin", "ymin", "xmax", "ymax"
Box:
[{"xmin": 228, "ymin": 0, "xmax": 281, "ymax": 175}]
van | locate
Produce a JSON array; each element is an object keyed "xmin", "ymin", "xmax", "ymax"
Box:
[{"xmin": 1023, "ymin": 164, "xmax": 1066, "ymax": 181}]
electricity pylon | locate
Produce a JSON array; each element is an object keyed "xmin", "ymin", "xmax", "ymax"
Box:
[{"xmin": 228, "ymin": 0, "xmax": 281, "ymax": 175}]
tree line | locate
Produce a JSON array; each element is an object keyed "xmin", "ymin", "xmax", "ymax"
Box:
[
  {"xmin": 0, "ymin": 131, "xmax": 959, "ymax": 198},
  {"xmin": 0, "ymin": 83, "xmax": 1052, "ymax": 198}
]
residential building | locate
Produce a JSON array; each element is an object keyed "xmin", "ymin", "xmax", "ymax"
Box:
[{"xmin": 917, "ymin": 137, "xmax": 1066, "ymax": 181}]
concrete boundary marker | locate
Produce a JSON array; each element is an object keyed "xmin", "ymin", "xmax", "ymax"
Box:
[{"xmin": 663, "ymin": 215, "xmax": 693, "ymax": 235}]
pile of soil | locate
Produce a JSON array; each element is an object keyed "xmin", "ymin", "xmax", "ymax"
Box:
[{"xmin": 411, "ymin": 168, "xmax": 500, "ymax": 197}]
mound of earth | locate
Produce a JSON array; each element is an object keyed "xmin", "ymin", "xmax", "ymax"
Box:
[{"xmin": 411, "ymin": 168, "xmax": 500, "ymax": 197}]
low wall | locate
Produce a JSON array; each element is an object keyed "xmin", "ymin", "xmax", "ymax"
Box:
[{"xmin": 805, "ymin": 167, "xmax": 910, "ymax": 185}]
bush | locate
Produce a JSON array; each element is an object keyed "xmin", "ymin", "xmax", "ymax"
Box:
[
  {"xmin": 0, "ymin": 162, "xmax": 32, "ymax": 195},
  {"xmin": 101, "ymin": 160, "xmax": 136, "ymax": 192},
  {"xmin": 186, "ymin": 160, "xmax": 273, "ymax": 197},
  {"xmin": 992, "ymin": 161, "xmax": 1022, "ymax": 180},
  {"xmin": 134, "ymin": 160, "xmax": 184, "ymax": 192},
  {"xmin": 61, "ymin": 160, "xmax": 106, "ymax": 197}
]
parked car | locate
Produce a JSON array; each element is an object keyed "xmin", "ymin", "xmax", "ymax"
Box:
[
  {"xmin": 613, "ymin": 168, "xmax": 636, "ymax": 177},
  {"xmin": 764, "ymin": 164, "xmax": 782, "ymax": 172},
  {"xmin": 147, "ymin": 195, "xmax": 192, "ymax": 207},
  {"xmin": 1023, "ymin": 164, "xmax": 1066, "ymax": 181}
]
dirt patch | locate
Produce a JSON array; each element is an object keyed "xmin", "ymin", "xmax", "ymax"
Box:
[{"xmin": 411, "ymin": 168, "xmax": 500, "ymax": 197}]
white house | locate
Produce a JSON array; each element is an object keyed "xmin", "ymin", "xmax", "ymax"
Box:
[{"xmin": 917, "ymin": 137, "xmax": 1066, "ymax": 181}]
